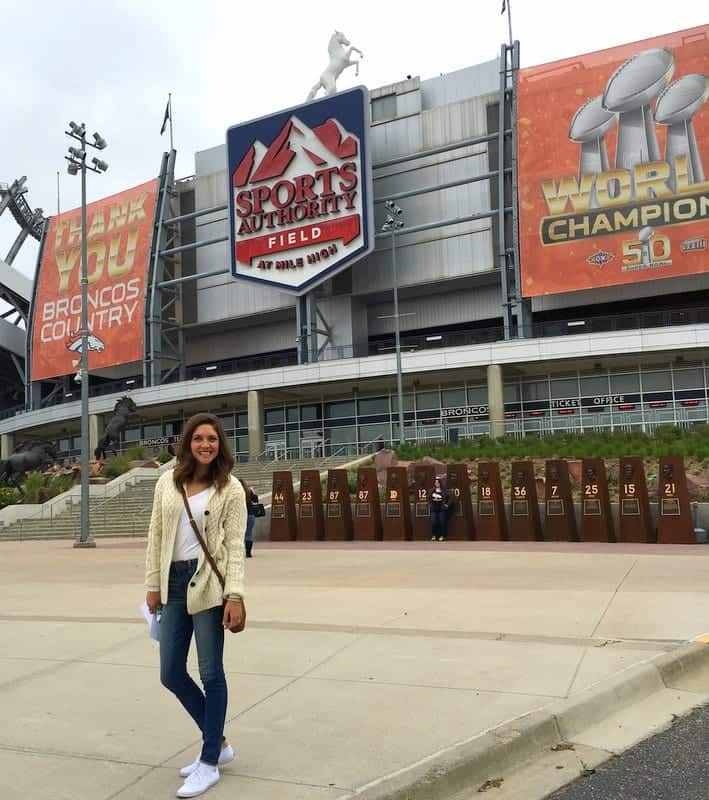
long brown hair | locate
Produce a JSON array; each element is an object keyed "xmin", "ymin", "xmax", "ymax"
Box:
[{"xmin": 173, "ymin": 413, "xmax": 234, "ymax": 490}]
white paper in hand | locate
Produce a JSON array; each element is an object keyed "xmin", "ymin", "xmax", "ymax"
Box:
[{"xmin": 141, "ymin": 601, "xmax": 160, "ymax": 643}]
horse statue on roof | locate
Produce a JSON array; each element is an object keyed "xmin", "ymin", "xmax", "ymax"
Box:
[
  {"xmin": 94, "ymin": 396, "xmax": 138, "ymax": 460},
  {"xmin": 307, "ymin": 30, "xmax": 364, "ymax": 101},
  {"xmin": 0, "ymin": 441, "xmax": 59, "ymax": 489}
]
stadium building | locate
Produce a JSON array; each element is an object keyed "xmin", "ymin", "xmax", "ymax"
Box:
[{"xmin": 1, "ymin": 25, "xmax": 708, "ymax": 464}]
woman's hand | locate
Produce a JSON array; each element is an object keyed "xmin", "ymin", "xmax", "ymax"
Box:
[
  {"xmin": 223, "ymin": 598, "xmax": 245, "ymax": 632},
  {"xmin": 146, "ymin": 591, "xmax": 162, "ymax": 614}
]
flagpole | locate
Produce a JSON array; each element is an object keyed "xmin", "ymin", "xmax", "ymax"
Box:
[
  {"xmin": 506, "ymin": 0, "xmax": 513, "ymax": 48},
  {"xmin": 168, "ymin": 92, "xmax": 174, "ymax": 151}
]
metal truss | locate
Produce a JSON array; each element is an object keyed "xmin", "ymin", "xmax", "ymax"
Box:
[{"xmin": 144, "ymin": 150, "xmax": 183, "ymax": 386}]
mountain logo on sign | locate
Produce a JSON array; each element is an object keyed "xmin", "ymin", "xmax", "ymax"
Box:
[{"xmin": 234, "ymin": 116, "xmax": 358, "ymax": 187}]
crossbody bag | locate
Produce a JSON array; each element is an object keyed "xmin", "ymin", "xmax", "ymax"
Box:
[{"xmin": 180, "ymin": 487, "xmax": 246, "ymax": 633}]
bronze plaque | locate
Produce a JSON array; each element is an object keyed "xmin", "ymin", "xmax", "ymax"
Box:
[
  {"xmin": 508, "ymin": 461, "xmax": 543, "ymax": 541},
  {"xmin": 618, "ymin": 458, "xmax": 655, "ymax": 543},
  {"xmin": 546, "ymin": 499, "xmax": 564, "ymax": 516},
  {"xmin": 657, "ymin": 456, "xmax": 693, "ymax": 544},
  {"xmin": 270, "ymin": 471, "xmax": 297, "ymax": 541},
  {"xmin": 544, "ymin": 461, "xmax": 578, "ymax": 541},
  {"xmin": 382, "ymin": 467, "xmax": 412, "ymax": 540},
  {"xmin": 411, "ymin": 464, "xmax": 436, "ymax": 540},
  {"xmin": 356, "ymin": 503, "xmax": 371, "ymax": 518},
  {"xmin": 583, "ymin": 499, "xmax": 601, "ymax": 516},
  {"xmin": 353, "ymin": 467, "xmax": 382, "ymax": 541},
  {"xmin": 478, "ymin": 500, "xmax": 495, "ymax": 516},
  {"xmin": 476, "ymin": 461, "xmax": 508, "ymax": 540},
  {"xmin": 621, "ymin": 498, "xmax": 640, "ymax": 516},
  {"xmin": 323, "ymin": 469, "xmax": 353, "ymax": 540},
  {"xmin": 446, "ymin": 464, "xmax": 475, "ymax": 540},
  {"xmin": 661, "ymin": 498, "xmax": 680, "ymax": 516},
  {"xmin": 580, "ymin": 459, "xmax": 615, "ymax": 542},
  {"xmin": 297, "ymin": 470, "xmax": 324, "ymax": 541},
  {"xmin": 512, "ymin": 499, "xmax": 529, "ymax": 516}
]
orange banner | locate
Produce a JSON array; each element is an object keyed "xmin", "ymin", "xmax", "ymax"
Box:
[
  {"xmin": 518, "ymin": 26, "xmax": 709, "ymax": 297},
  {"xmin": 31, "ymin": 179, "xmax": 158, "ymax": 381}
]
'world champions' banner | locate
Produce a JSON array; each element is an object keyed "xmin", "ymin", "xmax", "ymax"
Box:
[
  {"xmin": 517, "ymin": 26, "xmax": 709, "ymax": 296},
  {"xmin": 30, "ymin": 179, "xmax": 159, "ymax": 381}
]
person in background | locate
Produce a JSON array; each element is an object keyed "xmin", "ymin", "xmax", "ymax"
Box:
[
  {"xmin": 429, "ymin": 476, "xmax": 450, "ymax": 542},
  {"xmin": 239, "ymin": 478, "xmax": 258, "ymax": 558},
  {"xmin": 145, "ymin": 412, "xmax": 246, "ymax": 798}
]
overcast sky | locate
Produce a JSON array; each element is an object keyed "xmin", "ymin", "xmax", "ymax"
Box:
[{"xmin": 0, "ymin": 0, "xmax": 705, "ymax": 278}]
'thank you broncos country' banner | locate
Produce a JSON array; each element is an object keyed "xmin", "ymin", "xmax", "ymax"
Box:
[
  {"xmin": 517, "ymin": 26, "xmax": 709, "ymax": 296},
  {"xmin": 31, "ymin": 179, "xmax": 159, "ymax": 381}
]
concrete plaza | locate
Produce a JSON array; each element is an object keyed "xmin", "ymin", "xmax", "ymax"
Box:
[{"xmin": 1, "ymin": 539, "xmax": 708, "ymax": 799}]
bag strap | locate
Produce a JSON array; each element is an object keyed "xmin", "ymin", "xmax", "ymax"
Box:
[{"xmin": 180, "ymin": 486, "xmax": 225, "ymax": 589}]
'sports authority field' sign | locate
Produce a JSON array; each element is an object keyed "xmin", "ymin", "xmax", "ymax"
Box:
[{"xmin": 227, "ymin": 86, "xmax": 374, "ymax": 294}]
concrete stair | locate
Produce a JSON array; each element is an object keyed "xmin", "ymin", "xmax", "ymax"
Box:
[{"xmin": 0, "ymin": 456, "xmax": 361, "ymax": 541}]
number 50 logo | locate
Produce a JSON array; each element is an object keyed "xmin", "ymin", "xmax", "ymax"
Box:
[{"xmin": 623, "ymin": 233, "xmax": 671, "ymax": 267}]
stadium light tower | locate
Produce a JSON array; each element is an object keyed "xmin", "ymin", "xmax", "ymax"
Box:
[
  {"xmin": 65, "ymin": 122, "xmax": 108, "ymax": 549},
  {"xmin": 381, "ymin": 201, "xmax": 406, "ymax": 446}
]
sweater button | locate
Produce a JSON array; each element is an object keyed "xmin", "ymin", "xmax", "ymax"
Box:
[
  {"xmin": 190, "ymin": 581, "xmax": 196, "ymax": 587},
  {"xmin": 204, "ymin": 510, "xmax": 210, "ymax": 516}
]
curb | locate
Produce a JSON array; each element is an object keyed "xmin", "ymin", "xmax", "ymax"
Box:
[{"xmin": 340, "ymin": 640, "xmax": 709, "ymax": 800}]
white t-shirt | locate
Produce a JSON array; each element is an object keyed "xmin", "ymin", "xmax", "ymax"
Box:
[{"xmin": 172, "ymin": 488, "xmax": 210, "ymax": 562}]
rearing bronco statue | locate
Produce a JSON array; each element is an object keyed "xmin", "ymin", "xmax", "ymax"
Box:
[
  {"xmin": 307, "ymin": 30, "xmax": 364, "ymax": 101},
  {"xmin": 0, "ymin": 441, "xmax": 58, "ymax": 489},
  {"xmin": 94, "ymin": 396, "xmax": 138, "ymax": 460}
]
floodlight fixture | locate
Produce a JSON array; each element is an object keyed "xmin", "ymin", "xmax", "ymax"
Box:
[
  {"xmin": 67, "ymin": 162, "xmax": 79, "ymax": 176},
  {"xmin": 68, "ymin": 120, "xmax": 86, "ymax": 137},
  {"xmin": 68, "ymin": 146, "xmax": 85, "ymax": 160},
  {"xmin": 92, "ymin": 132, "xmax": 107, "ymax": 149},
  {"xmin": 91, "ymin": 157, "xmax": 108, "ymax": 172}
]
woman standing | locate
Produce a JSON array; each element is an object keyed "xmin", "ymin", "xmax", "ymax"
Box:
[
  {"xmin": 239, "ymin": 479, "xmax": 258, "ymax": 558},
  {"xmin": 429, "ymin": 477, "xmax": 450, "ymax": 542},
  {"xmin": 145, "ymin": 413, "xmax": 246, "ymax": 798}
]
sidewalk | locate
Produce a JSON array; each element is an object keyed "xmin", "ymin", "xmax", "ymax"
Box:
[{"xmin": 1, "ymin": 539, "xmax": 708, "ymax": 800}]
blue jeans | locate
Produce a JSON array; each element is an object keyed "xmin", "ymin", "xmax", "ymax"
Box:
[
  {"xmin": 245, "ymin": 514, "xmax": 255, "ymax": 543},
  {"xmin": 431, "ymin": 509, "xmax": 447, "ymax": 539},
  {"xmin": 159, "ymin": 560, "xmax": 227, "ymax": 766}
]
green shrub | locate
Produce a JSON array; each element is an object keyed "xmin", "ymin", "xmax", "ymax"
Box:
[
  {"xmin": 101, "ymin": 455, "xmax": 131, "ymax": 479},
  {"xmin": 125, "ymin": 445, "xmax": 146, "ymax": 461},
  {"xmin": 20, "ymin": 472, "xmax": 45, "ymax": 504},
  {"xmin": 395, "ymin": 425, "xmax": 709, "ymax": 462},
  {"xmin": 0, "ymin": 486, "xmax": 19, "ymax": 509},
  {"xmin": 156, "ymin": 450, "xmax": 173, "ymax": 464},
  {"xmin": 47, "ymin": 474, "xmax": 75, "ymax": 498}
]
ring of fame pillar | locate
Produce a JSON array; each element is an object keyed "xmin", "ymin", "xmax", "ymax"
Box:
[
  {"xmin": 270, "ymin": 472, "xmax": 297, "ymax": 541},
  {"xmin": 353, "ymin": 467, "xmax": 382, "ymax": 540},
  {"xmin": 382, "ymin": 467, "xmax": 412, "ymax": 541},
  {"xmin": 323, "ymin": 469, "xmax": 354, "ymax": 541},
  {"xmin": 445, "ymin": 464, "xmax": 475, "ymax": 540},
  {"xmin": 412, "ymin": 464, "xmax": 436, "ymax": 540},
  {"xmin": 580, "ymin": 459, "xmax": 616, "ymax": 542},
  {"xmin": 544, "ymin": 460, "xmax": 579, "ymax": 542},
  {"xmin": 297, "ymin": 469, "xmax": 325, "ymax": 541},
  {"xmin": 618, "ymin": 457, "xmax": 655, "ymax": 543},
  {"xmin": 508, "ymin": 461, "xmax": 543, "ymax": 541},
  {"xmin": 657, "ymin": 456, "xmax": 693, "ymax": 544},
  {"xmin": 476, "ymin": 461, "xmax": 508, "ymax": 540}
]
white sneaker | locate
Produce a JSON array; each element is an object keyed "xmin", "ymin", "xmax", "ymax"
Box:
[
  {"xmin": 180, "ymin": 744, "xmax": 234, "ymax": 777},
  {"xmin": 176, "ymin": 763, "xmax": 220, "ymax": 798}
]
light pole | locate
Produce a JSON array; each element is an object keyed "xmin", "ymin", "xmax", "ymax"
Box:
[
  {"xmin": 65, "ymin": 122, "xmax": 108, "ymax": 548},
  {"xmin": 382, "ymin": 200, "xmax": 405, "ymax": 446}
]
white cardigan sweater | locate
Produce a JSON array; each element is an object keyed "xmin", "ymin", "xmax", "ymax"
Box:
[{"xmin": 145, "ymin": 470, "xmax": 246, "ymax": 615}]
